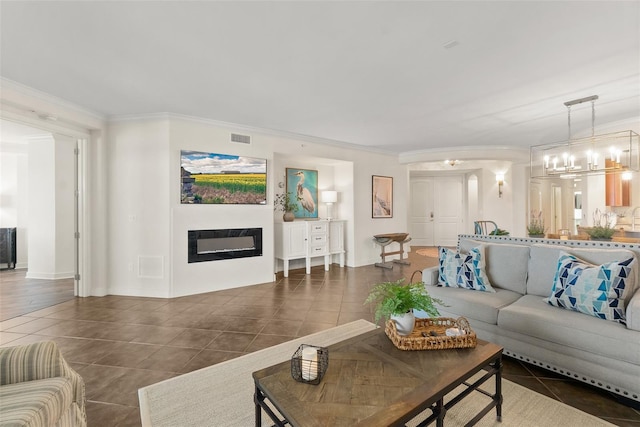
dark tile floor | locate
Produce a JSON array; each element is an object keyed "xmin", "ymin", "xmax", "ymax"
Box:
[{"xmin": 1, "ymin": 250, "xmax": 639, "ymax": 426}]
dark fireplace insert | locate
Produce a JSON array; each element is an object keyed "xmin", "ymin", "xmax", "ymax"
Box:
[{"xmin": 188, "ymin": 228, "xmax": 262, "ymax": 263}]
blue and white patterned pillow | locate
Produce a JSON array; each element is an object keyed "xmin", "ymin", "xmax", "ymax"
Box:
[
  {"xmin": 438, "ymin": 246, "xmax": 495, "ymax": 292},
  {"xmin": 438, "ymin": 247, "xmax": 459, "ymax": 287},
  {"xmin": 545, "ymin": 251, "xmax": 635, "ymax": 324}
]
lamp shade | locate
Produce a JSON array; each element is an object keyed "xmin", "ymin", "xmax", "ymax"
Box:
[{"xmin": 321, "ymin": 191, "xmax": 338, "ymax": 203}]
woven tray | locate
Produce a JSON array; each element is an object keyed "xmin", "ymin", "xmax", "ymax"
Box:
[{"xmin": 385, "ymin": 317, "xmax": 477, "ymax": 351}]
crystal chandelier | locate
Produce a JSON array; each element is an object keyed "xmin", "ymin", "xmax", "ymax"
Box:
[{"xmin": 530, "ymin": 95, "xmax": 639, "ymax": 179}]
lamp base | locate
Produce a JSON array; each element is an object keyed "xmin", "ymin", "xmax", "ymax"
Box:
[{"xmin": 326, "ymin": 203, "xmax": 336, "ymax": 221}]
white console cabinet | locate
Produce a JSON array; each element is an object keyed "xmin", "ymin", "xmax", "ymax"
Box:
[{"xmin": 274, "ymin": 220, "xmax": 345, "ymax": 277}]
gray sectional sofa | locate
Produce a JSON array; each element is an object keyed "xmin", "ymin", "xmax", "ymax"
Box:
[{"xmin": 421, "ymin": 234, "xmax": 640, "ymax": 403}]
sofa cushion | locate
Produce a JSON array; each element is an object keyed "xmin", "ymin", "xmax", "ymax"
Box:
[
  {"xmin": 498, "ymin": 295, "xmax": 640, "ymax": 365},
  {"xmin": 0, "ymin": 377, "xmax": 74, "ymax": 427},
  {"xmin": 438, "ymin": 246, "xmax": 495, "ymax": 292},
  {"xmin": 526, "ymin": 244, "xmax": 637, "ymax": 298},
  {"xmin": 423, "ymin": 286, "xmax": 522, "ymax": 325},
  {"xmin": 545, "ymin": 251, "xmax": 635, "ymax": 324},
  {"xmin": 458, "ymin": 238, "xmax": 529, "ymax": 294}
]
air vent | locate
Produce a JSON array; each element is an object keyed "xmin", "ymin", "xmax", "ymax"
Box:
[{"xmin": 230, "ymin": 133, "xmax": 251, "ymax": 144}]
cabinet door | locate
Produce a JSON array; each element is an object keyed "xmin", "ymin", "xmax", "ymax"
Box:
[
  {"xmin": 329, "ymin": 221, "xmax": 344, "ymax": 253},
  {"xmin": 286, "ymin": 223, "xmax": 307, "ymax": 258}
]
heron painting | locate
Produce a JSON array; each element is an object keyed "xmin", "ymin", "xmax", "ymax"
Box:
[
  {"xmin": 372, "ymin": 175, "xmax": 393, "ymax": 218},
  {"xmin": 286, "ymin": 168, "xmax": 318, "ymax": 218}
]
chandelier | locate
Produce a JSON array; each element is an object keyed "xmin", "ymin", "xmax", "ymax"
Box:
[{"xmin": 530, "ymin": 95, "xmax": 639, "ymax": 179}]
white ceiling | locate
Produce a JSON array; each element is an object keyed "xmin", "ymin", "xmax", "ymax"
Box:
[{"xmin": 1, "ymin": 1, "xmax": 638, "ymax": 156}]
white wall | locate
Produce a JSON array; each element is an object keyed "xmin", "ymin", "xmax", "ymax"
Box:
[
  {"xmin": 26, "ymin": 136, "xmax": 55, "ymax": 277},
  {"xmin": 169, "ymin": 119, "xmax": 275, "ymax": 297},
  {"xmin": 107, "ymin": 119, "xmax": 172, "ymax": 297},
  {"xmin": 26, "ymin": 135, "xmax": 75, "ymax": 279},
  {"xmin": 477, "ymin": 162, "xmax": 516, "ymax": 235},
  {"xmin": 106, "ymin": 115, "xmax": 408, "ymax": 297}
]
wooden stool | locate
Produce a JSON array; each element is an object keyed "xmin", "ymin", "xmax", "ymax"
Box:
[{"xmin": 373, "ymin": 233, "xmax": 412, "ymax": 269}]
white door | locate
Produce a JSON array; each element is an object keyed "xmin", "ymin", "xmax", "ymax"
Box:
[
  {"xmin": 410, "ymin": 178, "xmax": 435, "ymax": 246},
  {"xmin": 434, "ymin": 176, "xmax": 463, "ymax": 246}
]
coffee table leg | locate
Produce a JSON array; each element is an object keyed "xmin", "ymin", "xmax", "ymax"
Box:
[
  {"xmin": 494, "ymin": 356, "xmax": 503, "ymax": 422},
  {"xmin": 435, "ymin": 398, "xmax": 445, "ymax": 427},
  {"xmin": 254, "ymin": 385, "xmax": 262, "ymax": 427}
]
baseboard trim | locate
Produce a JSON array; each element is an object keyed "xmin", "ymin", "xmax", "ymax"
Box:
[{"xmin": 25, "ymin": 271, "xmax": 74, "ymax": 280}]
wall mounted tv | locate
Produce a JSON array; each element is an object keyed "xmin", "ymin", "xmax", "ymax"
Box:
[{"xmin": 181, "ymin": 150, "xmax": 267, "ymax": 205}]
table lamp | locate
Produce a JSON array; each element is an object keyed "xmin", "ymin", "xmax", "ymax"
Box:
[{"xmin": 321, "ymin": 190, "xmax": 338, "ymax": 220}]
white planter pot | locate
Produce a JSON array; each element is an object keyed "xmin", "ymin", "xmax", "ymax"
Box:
[{"xmin": 390, "ymin": 311, "xmax": 415, "ymax": 336}]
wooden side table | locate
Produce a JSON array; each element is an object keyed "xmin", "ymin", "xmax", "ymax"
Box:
[{"xmin": 373, "ymin": 232, "xmax": 411, "ymax": 269}]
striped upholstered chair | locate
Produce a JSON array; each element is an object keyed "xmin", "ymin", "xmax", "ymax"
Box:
[{"xmin": 0, "ymin": 340, "xmax": 86, "ymax": 427}]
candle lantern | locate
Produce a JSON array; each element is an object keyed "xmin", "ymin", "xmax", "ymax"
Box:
[{"xmin": 291, "ymin": 344, "xmax": 329, "ymax": 385}]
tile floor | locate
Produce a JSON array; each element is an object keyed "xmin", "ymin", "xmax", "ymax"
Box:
[{"xmin": 1, "ymin": 250, "xmax": 639, "ymax": 426}]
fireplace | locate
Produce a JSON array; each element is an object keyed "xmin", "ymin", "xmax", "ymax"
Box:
[{"xmin": 188, "ymin": 228, "xmax": 262, "ymax": 263}]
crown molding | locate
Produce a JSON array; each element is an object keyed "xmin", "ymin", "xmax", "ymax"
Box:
[
  {"xmin": 108, "ymin": 112, "xmax": 398, "ymax": 156},
  {"xmin": 399, "ymin": 145, "xmax": 530, "ymax": 164},
  {"xmin": 0, "ymin": 77, "xmax": 105, "ymax": 123}
]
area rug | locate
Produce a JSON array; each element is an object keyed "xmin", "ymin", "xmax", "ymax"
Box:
[
  {"xmin": 416, "ymin": 246, "xmax": 441, "ymax": 258},
  {"xmin": 138, "ymin": 319, "xmax": 614, "ymax": 427}
]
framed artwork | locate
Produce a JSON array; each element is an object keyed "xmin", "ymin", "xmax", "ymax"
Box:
[
  {"xmin": 372, "ymin": 175, "xmax": 393, "ymax": 218},
  {"xmin": 180, "ymin": 150, "xmax": 267, "ymax": 204},
  {"xmin": 286, "ymin": 168, "xmax": 318, "ymax": 218}
]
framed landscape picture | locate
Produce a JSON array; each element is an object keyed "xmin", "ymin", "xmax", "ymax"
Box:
[
  {"xmin": 180, "ymin": 150, "xmax": 267, "ymax": 204},
  {"xmin": 286, "ymin": 168, "xmax": 318, "ymax": 218},
  {"xmin": 372, "ymin": 175, "xmax": 393, "ymax": 218}
]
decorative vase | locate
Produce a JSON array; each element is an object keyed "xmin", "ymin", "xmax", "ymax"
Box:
[
  {"xmin": 390, "ymin": 311, "xmax": 415, "ymax": 336},
  {"xmin": 283, "ymin": 211, "xmax": 295, "ymax": 222}
]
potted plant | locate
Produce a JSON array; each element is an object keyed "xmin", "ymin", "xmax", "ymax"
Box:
[
  {"xmin": 274, "ymin": 191, "xmax": 300, "ymax": 222},
  {"xmin": 527, "ymin": 211, "xmax": 546, "ymax": 237},
  {"xmin": 364, "ymin": 278, "xmax": 444, "ymax": 336},
  {"xmin": 585, "ymin": 208, "xmax": 616, "ymax": 241}
]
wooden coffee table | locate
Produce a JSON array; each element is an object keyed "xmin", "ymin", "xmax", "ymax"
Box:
[{"xmin": 253, "ymin": 328, "xmax": 503, "ymax": 426}]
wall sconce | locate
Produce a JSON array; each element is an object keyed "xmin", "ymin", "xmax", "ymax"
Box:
[
  {"xmin": 320, "ymin": 190, "xmax": 338, "ymax": 220},
  {"xmin": 496, "ymin": 173, "xmax": 505, "ymax": 198}
]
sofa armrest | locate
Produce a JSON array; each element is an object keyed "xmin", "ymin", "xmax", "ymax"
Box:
[
  {"xmin": 626, "ymin": 289, "xmax": 640, "ymax": 332},
  {"xmin": 0, "ymin": 341, "xmax": 85, "ymax": 418},
  {"xmin": 422, "ymin": 266, "xmax": 439, "ymax": 286}
]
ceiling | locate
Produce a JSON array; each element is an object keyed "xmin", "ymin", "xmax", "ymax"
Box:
[{"xmin": 1, "ymin": 1, "xmax": 638, "ymax": 156}]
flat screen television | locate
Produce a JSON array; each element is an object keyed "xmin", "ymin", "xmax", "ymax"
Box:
[{"xmin": 181, "ymin": 150, "xmax": 267, "ymax": 205}]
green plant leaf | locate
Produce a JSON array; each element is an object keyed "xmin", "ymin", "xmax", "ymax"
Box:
[{"xmin": 364, "ymin": 278, "xmax": 445, "ymax": 325}]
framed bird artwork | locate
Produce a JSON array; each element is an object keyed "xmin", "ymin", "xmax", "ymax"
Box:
[
  {"xmin": 286, "ymin": 168, "xmax": 319, "ymax": 219},
  {"xmin": 372, "ymin": 175, "xmax": 393, "ymax": 218}
]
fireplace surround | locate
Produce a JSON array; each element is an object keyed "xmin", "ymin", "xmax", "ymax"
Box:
[{"xmin": 188, "ymin": 228, "xmax": 262, "ymax": 263}]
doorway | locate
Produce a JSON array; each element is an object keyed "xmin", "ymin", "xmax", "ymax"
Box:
[
  {"xmin": 0, "ymin": 119, "xmax": 86, "ymax": 297},
  {"xmin": 410, "ymin": 175, "xmax": 464, "ymax": 246}
]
